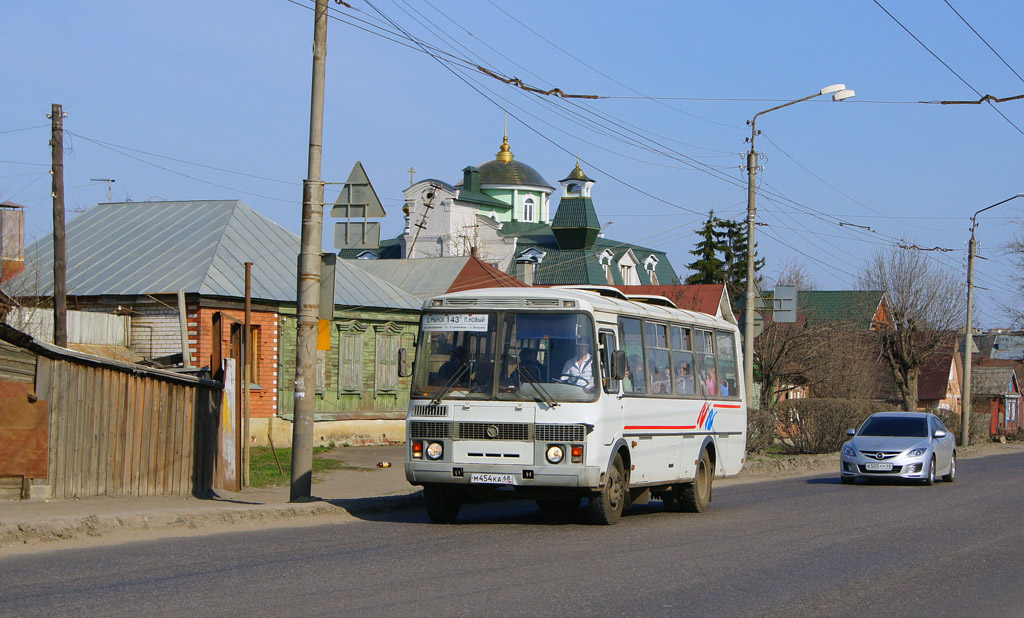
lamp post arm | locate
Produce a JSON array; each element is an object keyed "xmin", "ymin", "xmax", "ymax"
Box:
[{"xmin": 749, "ymin": 92, "xmax": 824, "ymax": 146}]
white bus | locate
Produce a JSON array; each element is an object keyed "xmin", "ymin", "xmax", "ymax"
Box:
[{"xmin": 404, "ymin": 286, "xmax": 747, "ymax": 524}]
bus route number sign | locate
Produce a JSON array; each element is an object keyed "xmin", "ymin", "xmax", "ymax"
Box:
[{"xmin": 422, "ymin": 313, "xmax": 489, "ymax": 332}]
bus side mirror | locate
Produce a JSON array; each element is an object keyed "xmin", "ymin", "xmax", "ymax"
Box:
[
  {"xmin": 611, "ymin": 350, "xmax": 627, "ymax": 380},
  {"xmin": 398, "ymin": 347, "xmax": 413, "ymax": 378}
]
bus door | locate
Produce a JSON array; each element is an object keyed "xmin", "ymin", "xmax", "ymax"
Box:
[{"xmin": 598, "ymin": 329, "xmax": 624, "ymax": 441}]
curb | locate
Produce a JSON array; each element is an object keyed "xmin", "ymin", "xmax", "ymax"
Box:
[{"xmin": 1, "ymin": 492, "xmax": 423, "ymax": 550}]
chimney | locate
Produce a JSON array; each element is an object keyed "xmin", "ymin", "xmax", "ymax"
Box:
[
  {"xmin": 462, "ymin": 166, "xmax": 481, "ymax": 194},
  {"xmin": 0, "ymin": 202, "xmax": 25, "ymax": 282}
]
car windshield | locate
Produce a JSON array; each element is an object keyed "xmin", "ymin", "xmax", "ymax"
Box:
[{"xmin": 858, "ymin": 416, "xmax": 928, "ymax": 438}]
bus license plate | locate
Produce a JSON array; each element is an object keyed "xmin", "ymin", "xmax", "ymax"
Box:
[
  {"xmin": 470, "ymin": 473, "xmax": 515, "ymax": 485},
  {"xmin": 864, "ymin": 462, "xmax": 892, "ymax": 471}
]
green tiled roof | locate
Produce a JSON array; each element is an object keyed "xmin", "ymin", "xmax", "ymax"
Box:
[
  {"xmin": 550, "ymin": 197, "xmax": 600, "ymax": 230},
  {"xmin": 507, "ymin": 224, "xmax": 680, "ymax": 287},
  {"xmin": 765, "ymin": 290, "xmax": 885, "ymax": 328}
]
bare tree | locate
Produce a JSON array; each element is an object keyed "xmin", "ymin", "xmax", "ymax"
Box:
[
  {"xmin": 1005, "ymin": 229, "xmax": 1024, "ymax": 327},
  {"xmin": 859, "ymin": 245, "xmax": 965, "ymax": 411},
  {"xmin": 774, "ymin": 258, "xmax": 817, "ymax": 290}
]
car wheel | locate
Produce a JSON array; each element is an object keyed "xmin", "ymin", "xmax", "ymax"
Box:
[
  {"xmin": 423, "ymin": 484, "xmax": 463, "ymax": 523},
  {"xmin": 681, "ymin": 450, "xmax": 713, "ymax": 513},
  {"xmin": 841, "ymin": 475, "xmax": 856, "ymax": 485},
  {"xmin": 589, "ymin": 453, "xmax": 626, "ymax": 525},
  {"xmin": 942, "ymin": 452, "xmax": 956, "ymax": 483},
  {"xmin": 923, "ymin": 456, "xmax": 936, "ymax": 486}
]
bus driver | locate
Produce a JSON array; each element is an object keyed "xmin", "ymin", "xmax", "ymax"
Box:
[{"xmin": 559, "ymin": 340, "xmax": 595, "ymax": 391}]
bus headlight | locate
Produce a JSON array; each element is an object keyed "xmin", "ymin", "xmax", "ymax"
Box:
[
  {"xmin": 426, "ymin": 442, "xmax": 444, "ymax": 460},
  {"xmin": 546, "ymin": 445, "xmax": 565, "ymax": 464}
]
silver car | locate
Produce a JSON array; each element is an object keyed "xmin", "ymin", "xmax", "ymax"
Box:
[{"xmin": 840, "ymin": 412, "xmax": 956, "ymax": 485}]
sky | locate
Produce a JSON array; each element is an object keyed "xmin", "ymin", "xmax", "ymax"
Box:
[{"xmin": 3, "ymin": 1, "xmax": 1024, "ymax": 328}]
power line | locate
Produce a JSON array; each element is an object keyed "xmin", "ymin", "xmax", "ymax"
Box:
[{"xmin": 943, "ymin": 0, "xmax": 1024, "ymax": 86}]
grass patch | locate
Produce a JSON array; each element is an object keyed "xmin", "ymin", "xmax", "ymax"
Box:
[{"xmin": 248, "ymin": 446, "xmax": 350, "ymax": 488}]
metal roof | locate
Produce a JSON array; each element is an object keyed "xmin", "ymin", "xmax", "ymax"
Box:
[{"xmin": 14, "ymin": 200, "xmax": 419, "ymax": 309}]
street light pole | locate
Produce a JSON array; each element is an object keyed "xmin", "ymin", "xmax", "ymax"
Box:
[
  {"xmin": 961, "ymin": 194, "xmax": 1024, "ymax": 447},
  {"xmin": 743, "ymin": 84, "xmax": 855, "ymax": 409}
]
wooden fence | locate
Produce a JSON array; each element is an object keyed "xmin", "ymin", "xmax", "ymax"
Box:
[{"xmin": 1, "ymin": 325, "xmax": 221, "ymax": 499}]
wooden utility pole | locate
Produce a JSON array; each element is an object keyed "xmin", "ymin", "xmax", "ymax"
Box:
[
  {"xmin": 291, "ymin": 0, "xmax": 328, "ymax": 501},
  {"xmin": 49, "ymin": 103, "xmax": 68, "ymax": 348},
  {"xmin": 243, "ymin": 262, "xmax": 253, "ymax": 487}
]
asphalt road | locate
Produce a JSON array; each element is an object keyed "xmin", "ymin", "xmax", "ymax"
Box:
[{"xmin": 2, "ymin": 451, "xmax": 1021, "ymax": 618}]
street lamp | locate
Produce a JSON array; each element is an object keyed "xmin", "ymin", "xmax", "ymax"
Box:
[
  {"xmin": 961, "ymin": 193, "xmax": 1024, "ymax": 446},
  {"xmin": 743, "ymin": 84, "xmax": 855, "ymax": 408}
]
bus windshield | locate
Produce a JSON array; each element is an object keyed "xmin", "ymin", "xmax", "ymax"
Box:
[{"xmin": 410, "ymin": 311, "xmax": 597, "ymax": 403}]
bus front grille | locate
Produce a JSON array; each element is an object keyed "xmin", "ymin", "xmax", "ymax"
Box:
[
  {"xmin": 412, "ymin": 404, "xmax": 449, "ymax": 417},
  {"xmin": 536, "ymin": 424, "xmax": 588, "ymax": 442},
  {"xmin": 457, "ymin": 422, "xmax": 531, "ymax": 441},
  {"xmin": 410, "ymin": 421, "xmax": 452, "ymax": 439}
]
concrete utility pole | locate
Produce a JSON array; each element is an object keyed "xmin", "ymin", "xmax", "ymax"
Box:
[
  {"xmin": 291, "ymin": 0, "xmax": 329, "ymax": 502},
  {"xmin": 742, "ymin": 84, "xmax": 854, "ymax": 409},
  {"xmin": 961, "ymin": 194, "xmax": 1024, "ymax": 447},
  {"xmin": 49, "ymin": 103, "xmax": 68, "ymax": 348}
]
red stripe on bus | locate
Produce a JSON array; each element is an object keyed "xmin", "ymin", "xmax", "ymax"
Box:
[
  {"xmin": 624, "ymin": 425, "xmax": 697, "ymax": 430},
  {"xmin": 715, "ymin": 404, "xmax": 743, "ymax": 408}
]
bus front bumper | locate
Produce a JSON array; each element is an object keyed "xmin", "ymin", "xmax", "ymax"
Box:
[{"xmin": 406, "ymin": 460, "xmax": 603, "ymax": 489}]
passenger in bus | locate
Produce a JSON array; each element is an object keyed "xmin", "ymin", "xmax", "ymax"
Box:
[
  {"xmin": 627, "ymin": 355, "xmax": 645, "ymax": 393},
  {"xmin": 719, "ymin": 378, "xmax": 729, "ymax": 397},
  {"xmin": 675, "ymin": 362, "xmax": 695, "ymax": 395},
  {"xmin": 559, "ymin": 340, "xmax": 595, "ymax": 391},
  {"xmin": 438, "ymin": 347, "xmax": 469, "ymax": 385},
  {"xmin": 702, "ymin": 368, "xmax": 717, "ymax": 396},
  {"xmin": 651, "ymin": 367, "xmax": 670, "ymax": 393},
  {"xmin": 518, "ymin": 348, "xmax": 545, "ymax": 382}
]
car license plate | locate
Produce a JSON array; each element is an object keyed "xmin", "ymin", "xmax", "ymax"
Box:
[
  {"xmin": 470, "ymin": 473, "xmax": 516, "ymax": 485},
  {"xmin": 865, "ymin": 462, "xmax": 893, "ymax": 471}
]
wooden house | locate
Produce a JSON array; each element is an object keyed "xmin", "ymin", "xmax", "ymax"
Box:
[{"xmin": 971, "ymin": 366, "xmax": 1022, "ymax": 439}]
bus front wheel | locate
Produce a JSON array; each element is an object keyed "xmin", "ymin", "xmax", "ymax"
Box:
[
  {"xmin": 589, "ymin": 453, "xmax": 627, "ymax": 525},
  {"xmin": 423, "ymin": 484, "xmax": 463, "ymax": 523},
  {"xmin": 680, "ymin": 450, "xmax": 712, "ymax": 513}
]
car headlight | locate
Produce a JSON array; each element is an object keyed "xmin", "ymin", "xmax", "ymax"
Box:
[
  {"xmin": 425, "ymin": 442, "xmax": 444, "ymax": 460},
  {"xmin": 907, "ymin": 447, "xmax": 927, "ymax": 458},
  {"xmin": 546, "ymin": 445, "xmax": 565, "ymax": 464},
  {"xmin": 842, "ymin": 445, "xmax": 857, "ymax": 458}
]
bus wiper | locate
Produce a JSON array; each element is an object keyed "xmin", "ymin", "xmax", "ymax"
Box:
[
  {"xmin": 430, "ymin": 363, "xmax": 469, "ymax": 406},
  {"xmin": 520, "ymin": 365, "xmax": 559, "ymax": 408}
]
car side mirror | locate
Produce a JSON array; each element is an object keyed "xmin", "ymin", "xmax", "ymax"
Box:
[
  {"xmin": 845, "ymin": 428, "xmax": 856, "ymax": 437},
  {"xmin": 398, "ymin": 347, "xmax": 412, "ymax": 378},
  {"xmin": 933, "ymin": 429, "xmax": 947, "ymax": 439},
  {"xmin": 611, "ymin": 350, "xmax": 627, "ymax": 380}
]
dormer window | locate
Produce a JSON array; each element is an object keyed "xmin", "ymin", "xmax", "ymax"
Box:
[
  {"xmin": 644, "ymin": 254, "xmax": 659, "ymax": 285},
  {"xmin": 598, "ymin": 249, "xmax": 615, "ymax": 285}
]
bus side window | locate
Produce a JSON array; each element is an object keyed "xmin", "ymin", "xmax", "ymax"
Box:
[{"xmin": 599, "ymin": 330, "xmax": 620, "ymax": 394}]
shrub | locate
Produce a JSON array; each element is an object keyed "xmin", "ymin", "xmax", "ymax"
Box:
[
  {"xmin": 777, "ymin": 399, "xmax": 888, "ymax": 454},
  {"xmin": 745, "ymin": 408, "xmax": 776, "ymax": 454},
  {"xmin": 934, "ymin": 406, "xmax": 992, "ymax": 446}
]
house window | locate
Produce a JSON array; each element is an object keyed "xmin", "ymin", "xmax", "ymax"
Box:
[
  {"xmin": 248, "ymin": 325, "xmax": 261, "ymax": 385},
  {"xmin": 644, "ymin": 255, "xmax": 659, "ymax": 285},
  {"xmin": 523, "ymin": 197, "xmax": 536, "ymax": 222},
  {"xmin": 375, "ymin": 322, "xmax": 404, "ymax": 393},
  {"xmin": 337, "ymin": 322, "xmax": 366, "ymax": 394}
]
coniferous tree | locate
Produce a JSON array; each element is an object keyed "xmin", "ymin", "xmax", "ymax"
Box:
[
  {"xmin": 720, "ymin": 218, "xmax": 764, "ymax": 305},
  {"xmin": 685, "ymin": 211, "xmax": 726, "ymax": 284}
]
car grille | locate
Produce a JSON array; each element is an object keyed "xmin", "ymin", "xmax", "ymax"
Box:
[
  {"xmin": 409, "ymin": 421, "xmax": 452, "ymax": 439},
  {"xmin": 858, "ymin": 451, "xmax": 902, "ymax": 461},
  {"xmin": 858, "ymin": 465, "xmax": 904, "ymax": 474}
]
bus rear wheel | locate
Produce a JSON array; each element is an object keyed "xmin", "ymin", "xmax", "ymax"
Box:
[
  {"xmin": 680, "ymin": 450, "xmax": 712, "ymax": 513},
  {"xmin": 423, "ymin": 484, "xmax": 463, "ymax": 523},
  {"xmin": 589, "ymin": 453, "xmax": 627, "ymax": 525}
]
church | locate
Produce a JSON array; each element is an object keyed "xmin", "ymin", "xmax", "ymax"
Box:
[{"xmin": 361, "ymin": 131, "xmax": 680, "ymax": 287}]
